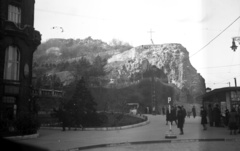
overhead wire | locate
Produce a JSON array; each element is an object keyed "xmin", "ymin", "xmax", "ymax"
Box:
[
  {"xmin": 211, "ymin": 74, "xmax": 240, "ymax": 85},
  {"xmin": 198, "ymin": 63, "xmax": 240, "ymax": 69},
  {"xmin": 190, "ymin": 16, "xmax": 240, "ymax": 58},
  {"xmin": 189, "ymin": 16, "xmax": 240, "ymax": 88},
  {"xmin": 37, "ymin": 7, "xmax": 240, "ymax": 88},
  {"xmin": 35, "ymin": 8, "xmax": 108, "ymax": 21}
]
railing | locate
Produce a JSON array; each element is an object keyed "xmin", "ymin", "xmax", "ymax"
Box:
[{"xmin": 32, "ymin": 89, "xmax": 64, "ymax": 97}]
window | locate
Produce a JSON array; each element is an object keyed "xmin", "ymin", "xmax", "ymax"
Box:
[
  {"xmin": 231, "ymin": 91, "xmax": 240, "ymax": 101},
  {"xmin": 4, "ymin": 46, "xmax": 20, "ymax": 81},
  {"xmin": 8, "ymin": 5, "xmax": 21, "ymax": 25}
]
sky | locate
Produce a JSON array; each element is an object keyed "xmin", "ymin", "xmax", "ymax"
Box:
[{"xmin": 34, "ymin": 0, "xmax": 240, "ymax": 90}]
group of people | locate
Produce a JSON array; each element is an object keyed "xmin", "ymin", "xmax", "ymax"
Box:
[
  {"xmin": 166, "ymin": 105, "xmax": 187, "ymax": 135},
  {"xmin": 164, "ymin": 104, "xmax": 221, "ymax": 135},
  {"xmin": 227, "ymin": 107, "xmax": 240, "ymax": 135},
  {"xmin": 198, "ymin": 104, "xmax": 240, "ymax": 135},
  {"xmin": 164, "ymin": 104, "xmax": 240, "ymax": 135},
  {"xmin": 207, "ymin": 104, "xmax": 240, "ymax": 135},
  {"xmin": 206, "ymin": 104, "xmax": 222, "ymax": 127}
]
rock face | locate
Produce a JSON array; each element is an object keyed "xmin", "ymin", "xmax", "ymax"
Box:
[{"xmin": 105, "ymin": 43, "xmax": 206, "ymax": 104}]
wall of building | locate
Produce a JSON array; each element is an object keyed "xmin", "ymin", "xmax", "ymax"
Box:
[{"xmin": 0, "ymin": 0, "xmax": 41, "ymax": 119}]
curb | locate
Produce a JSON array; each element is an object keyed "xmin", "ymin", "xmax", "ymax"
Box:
[
  {"xmin": 67, "ymin": 138, "xmax": 240, "ymax": 151},
  {"xmin": 4, "ymin": 133, "xmax": 39, "ymax": 140},
  {"xmin": 41, "ymin": 119, "xmax": 150, "ymax": 131}
]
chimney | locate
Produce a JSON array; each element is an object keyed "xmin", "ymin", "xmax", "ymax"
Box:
[{"xmin": 234, "ymin": 78, "xmax": 237, "ymax": 87}]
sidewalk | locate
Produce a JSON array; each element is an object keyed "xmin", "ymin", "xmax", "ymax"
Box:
[{"xmin": 14, "ymin": 115, "xmax": 240, "ymax": 151}]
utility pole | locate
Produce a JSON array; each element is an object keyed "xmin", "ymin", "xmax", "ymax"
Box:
[{"xmin": 151, "ymin": 68, "xmax": 156, "ymax": 115}]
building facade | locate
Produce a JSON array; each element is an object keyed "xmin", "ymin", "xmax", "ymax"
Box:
[
  {"xmin": 202, "ymin": 87, "xmax": 240, "ymax": 113},
  {"xmin": 0, "ymin": 0, "xmax": 41, "ymax": 120}
]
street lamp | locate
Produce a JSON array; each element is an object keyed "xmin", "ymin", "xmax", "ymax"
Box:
[
  {"xmin": 231, "ymin": 37, "xmax": 240, "ymax": 51},
  {"xmin": 151, "ymin": 65, "xmax": 158, "ymax": 115}
]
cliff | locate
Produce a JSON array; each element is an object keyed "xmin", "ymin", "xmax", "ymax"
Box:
[{"xmin": 105, "ymin": 43, "xmax": 206, "ymax": 104}]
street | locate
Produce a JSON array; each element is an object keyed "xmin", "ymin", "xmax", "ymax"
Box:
[{"xmin": 16, "ymin": 114, "xmax": 240, "ymax": 151}]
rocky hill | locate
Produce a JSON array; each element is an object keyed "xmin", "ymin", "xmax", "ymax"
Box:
[
  {"xmin": 33, "ymin": 38, "xmax": 205, "ymax": 104},
  {"xmin": 34, "ymin": 37, "xmax": 132, "ymax": 65},
  {"xmin": 105, "ymin": 43, "xmax": 206, "ymax": 104}
]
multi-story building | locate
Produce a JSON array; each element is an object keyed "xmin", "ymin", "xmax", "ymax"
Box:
[{"xmin": 0, "ymin": 0, "xmax": 41, "ymax": 120}]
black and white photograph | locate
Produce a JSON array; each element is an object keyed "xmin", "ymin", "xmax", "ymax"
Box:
[{"xmin": 1, "ymin": 0, "xmax": 240, "ymax": 150}]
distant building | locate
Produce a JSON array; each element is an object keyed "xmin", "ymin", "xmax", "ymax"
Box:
[
  {"xmin": 0, "ymin": 0, "xmax": 41, "ymax": 120},
  {"xmin": 202, "ymin": 87, "xmax": 240, "ymax": 113}
]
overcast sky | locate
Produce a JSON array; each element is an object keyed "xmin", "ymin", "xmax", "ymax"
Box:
[{"xmin": 34, "ymin": 0, "xmax": 240, "ymax": 90}]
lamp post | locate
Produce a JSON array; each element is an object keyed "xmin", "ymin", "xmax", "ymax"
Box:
[
  {"xmin": 151, "ymin": 66, "xmax": 157, "ymax": 115},
  {"xmin": 230, "ymin": 37, "xmax": 240, "ymax": 51}
]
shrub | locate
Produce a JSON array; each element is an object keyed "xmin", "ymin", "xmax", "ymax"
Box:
[
  {"xmin": 82, "ymin": 112, "xmax": 108, "ymax": 127},
  {"xmin": 0, "ymin": 118, "xmax": 14, "ymax": 133}
]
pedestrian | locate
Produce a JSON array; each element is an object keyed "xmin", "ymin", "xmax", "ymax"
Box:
[
  {"xmin": 166, "ymin": 107, "xmax": 172, "ymax": 125},
  {"xmin": 171, "ymin": 106, "xmax": 178, "ymax": 125},
  {"xmin": 213, "ymin": 104, "xmax": 221, "ymax": 127},
  {"xmin": 181, "ymin": 105, "xmax": 187, "ymax": 123},
  {"xmin": 177, "ymin": 106, "xmax": 185, "ymax": 135},
  {"xmin": 225, "ymin": 108, "xmax": 229, "ymax": 126},
  {"xmin": 207, "ymin": 104, "xmax": 213, "ymax": 127},
  {"xmin": 192, "ymin": 105, "xmax": 196, "ymax": 118},
  {"xmin": 237, "ymin": 106, "xmax": 240, "ymax": 134},
  {"xmin": 228, "ymin": 108, "xmax": 238, "ymax": 135},
  {"xmin": 200, "ymin": 106, "xmax": 208, "ymax": 130}
]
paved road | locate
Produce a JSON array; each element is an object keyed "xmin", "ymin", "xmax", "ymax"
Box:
[{"xmin": 15, "ymin": 115, "xmax": 240, "ymax": 151}]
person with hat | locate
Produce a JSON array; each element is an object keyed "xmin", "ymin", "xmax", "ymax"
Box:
[{"xmin": 177, "ymin": 106, "xmax": 185, "ymax": 135}]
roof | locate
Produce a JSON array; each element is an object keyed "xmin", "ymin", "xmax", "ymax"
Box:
[{"xmin": 202, "ymin": 87, "xmax": 240, "ymax": 98}]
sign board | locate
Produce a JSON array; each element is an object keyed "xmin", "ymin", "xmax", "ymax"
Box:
[{"xmin": 168, "ymin": 97, "xmax": 171, "ymax": 104}]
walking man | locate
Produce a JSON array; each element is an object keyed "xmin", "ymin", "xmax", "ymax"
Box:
[
  {"xmin": 200, "ymin": 106, "xmax": 208, "ymax": 130},
  {"xmin": 213, "ymin": 104, "xmax": 221, "ymax": 127},
  {"xmin": 177, "ymin": 106, "xmax": 185, "ymax": 135}
]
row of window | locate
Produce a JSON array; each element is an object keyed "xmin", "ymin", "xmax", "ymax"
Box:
[
  {"xmin": 8, "ymin": 5, "xmax": 21, "ymax": 25},
  {"xmin": 3, "ymin": 5, "xmax": 22, "ymax": 81},
  {"xmin": 4, "ymin": 46, "xmax": 20, "ymax": 81}
]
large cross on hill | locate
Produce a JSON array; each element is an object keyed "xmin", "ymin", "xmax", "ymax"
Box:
[
  {"xmin": 148, "ymin": 29, "xmax": 154, "ymax": 40},
  {"xmin": 148, "ymin": 29, "xmax": 155, "ymax": 45}
]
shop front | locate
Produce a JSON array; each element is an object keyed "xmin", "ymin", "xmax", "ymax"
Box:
[{"xmin": 202, "ymin": 87, "xmax": 240, "ymax": 114}]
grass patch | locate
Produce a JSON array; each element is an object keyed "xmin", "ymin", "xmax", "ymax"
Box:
[
  {"xmin": 39, "ymin": 112, "xmax": 145, "ymax": 128},
  {"xmin": 98, "ymin": 112, "xmax": 145, "ymax": 127}
]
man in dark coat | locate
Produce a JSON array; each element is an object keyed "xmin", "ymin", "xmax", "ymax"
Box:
[
  {"xmin": 200, "ymin": 106, "xmax": 208, "ymax": 130},
  {"xmin": 177, "ymin": 106, "xmax": 185, "ymax": 135},
  {"xmin": 213, "ymin": 104, "xmax": 221, "ymax": 127}
]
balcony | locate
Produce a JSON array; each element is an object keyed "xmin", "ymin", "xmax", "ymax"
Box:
[
  {"xmin": 0, "ymin": 18, "xmax": 41, "ymax": 46},
  {"xmin": 32, "ymin": 89, "xmax": 64, "ymax": 98}
]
